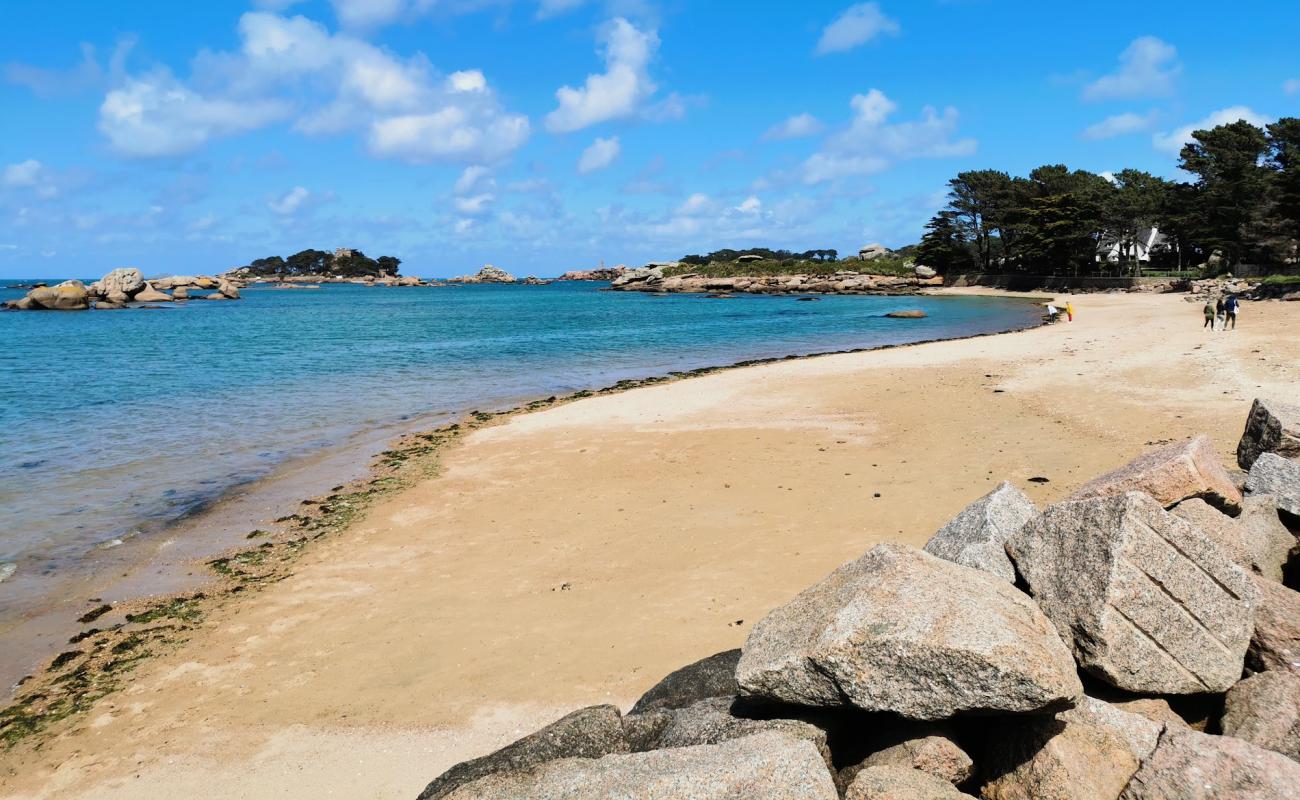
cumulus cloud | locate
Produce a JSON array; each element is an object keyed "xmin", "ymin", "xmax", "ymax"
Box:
[
  {"xmin": 735, "ymin": 196, "xmax": 761, "ymax": 214},
  {"xmin": 815, "ymin": 3, "xmax": 900, "ymax": 56},
  {"xmin": 3, "ymin": 160, "xmax": 43, "ymax": 188},
  {"xmin": 577, "ymin": 136, "xmax": 621, "ymax": 173},
  {"xmin": 1084, "ymin": 36, "xmax": 1180, "ymax": 101},
  {"xmin": 762, "ymin": 113, "xmax": 824, "ymax": 141},
  {"xmin": 96, "ymin": 12, "xmax": 530, "ymax": 164},
  {"xmin": 802, "ymin": 89, "xmax": 976, "ymax": 184},
  {"xmin": 1153, "ymin": 106, "xmax": 1272, "ymax": 155},
  {"xmin": 99, "ymin": 70, "xmax": 288, "ymax": 157},
  {"xmin": 455, "ymin": 165, "xmax": 494, "ymax": 194},
  {"xmin": 545, "ymin": 17, "xmax": 659, "ymax": 132},
  {"xmin": 454, "ymin": 192, "xmax": 495, "ymax": 215},
  {"xmin": 268, "ymin": 185, "xmax": 311, "ymax": 214},
  {"xmin": 1082, "ymin": 110, "xmax": 1157, "ymax": 140}
]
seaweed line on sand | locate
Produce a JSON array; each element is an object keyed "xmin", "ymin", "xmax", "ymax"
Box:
[{"xmin": 0, "ymin": 315, "xmax": 1043, "ymax": 749}]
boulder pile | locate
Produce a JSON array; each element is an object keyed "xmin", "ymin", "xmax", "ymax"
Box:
[
  {"xmin": 415, "ymin": 398, "xmax": 1300, "ymax": 799},
  {"xmin": 4, "ymin": 268, "xmax": 244, "ymax": 310},
  {"xmin": 558, "ymin": 266, "xmax": 630, "ymax": 281},
  {"xmin": 448, "ymin": 265, "xmax": 519, "ymax": 284}
]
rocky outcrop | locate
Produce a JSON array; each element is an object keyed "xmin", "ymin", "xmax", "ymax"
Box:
[
  {"xmin": 1249, "ymin": 576, "xmax": 1300, "ymax": 673},
  {"xmin": 1119, "ymin": 725, "xmax": 1300, "ymax": 799},
  {"xmin": 1245, "ymin": 453, "xmax": 1300, "ymax": 518},
  {"xmin": 1237, "ymin": 398, "xmax": 1300, "ymax": 470},
  {"xmin": 449, "ymin": 265, "xmax": 518, "ymax": 284},
  {"xmin": 914, "ymin": 265, "xmax": 937, "ymax": 279},
  {"xmin": 1171, "ymin": 496, "xmax": 1294, "ymax": 581},
  {"xmin": 7, "ymin": 269, "xmax": 247, "ymax": 310},
  {"xmin": 558, "ymin": 266, "xmax": 629, "ymax": 281},
  {"xmin": 417, "ymin": 705, "xmax": 630, "ymax": 800},
  {"xmin": 1070, "ymin": 435, "xmax": 1243, "ymax": 511},
  {"xmin": 735, "ymin": 543, "xmax": 1081, "ymax": 719},
  {"xmin": 845, "ymin": 766, "xmax": 967, "ymax": 800},
  {"xmin": 608, "ymin": 268, "xmax": 943, "ymax": 295},
  {"xmin": 858, "ymin": 243, "xmax": 893, "ymax": 261},
  {"xmin": 885, "ymin": 310, "xmax": 927, "ymax": 319},
  {"xmin": 1007, "ymin": 491, "xmax": 1257, "ymax": 694},
  {"xmin": 95, "ymin": 267, "xmax": 145, "ymax": 298},
  {"xmin": 1221, "ymin": 670, "xmax": 1300, "ymax": 761},
  {"xmin": 923, "ymin": 481, "xmax": 1038, "ymax": 583},
  {"xmin": 5, "ymin": 280, "xmax": 91, "ymax": 310},
  {"xmin": 439, "ymin": 732, "xmax": 838, "ymax": 800},
  {"xmin": 133, "ymin": 282, "xmax": 173, "ymax": 302},
  {"xmin": 630, "ymin": 650, "xmax": 741, "ymax": 715}
]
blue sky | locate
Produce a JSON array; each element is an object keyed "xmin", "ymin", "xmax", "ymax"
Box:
[{"xmin": 1, "ymin": 0, "xmax": 1296, "ymax": 278}]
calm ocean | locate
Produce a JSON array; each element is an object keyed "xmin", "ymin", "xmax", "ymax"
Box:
[{"xmin": 0, "ymin": 281, "xmax": 1040, "ymax": 579}]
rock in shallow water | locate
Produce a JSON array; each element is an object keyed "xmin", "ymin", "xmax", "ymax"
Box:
[
  {"xmin": 1119, "ymin": 725, "xmax": 1300, "ymax": 800},
  {"xmin": 441, "ymin": 731, "xmax": 838, "ymax": 800},
  {"xmin": 923, "ymin": 481, "xmax": 1038, "ymax": 583},
  {"xmin": 735, "ymin": 543, "xmax": 1081, "ymax": 720},
  {"xmin": 1070, "ymin": 434, "xmax": 1242, "ymax": 511},
  {"xmin": 1008, "ymin": 492, "xmax": 1257, "ymax": 694}
]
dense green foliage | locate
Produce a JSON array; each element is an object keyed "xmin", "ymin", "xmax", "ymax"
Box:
[
  {"xmin": 680, "ymin": 247, "xmax": 839, "ymax": 265},
  {"xmin": 239, "ymin": 248, "xmax": 402, "ymax": 277},
  {"xmin": 916, "ymin": 117, "xmax": 1300, "ymax": 276}
]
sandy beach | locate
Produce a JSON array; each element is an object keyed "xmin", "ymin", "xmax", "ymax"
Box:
[{"xmin": 2, "ymin": 290, "xmax": 1298, "ymax": 799}]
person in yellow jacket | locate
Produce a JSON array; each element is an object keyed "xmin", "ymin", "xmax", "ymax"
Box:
[{"xmin": 1065, "ymin": 301, "xmax": 1074, "ymax": 322}]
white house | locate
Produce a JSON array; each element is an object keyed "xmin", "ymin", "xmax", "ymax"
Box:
[{"xmin": 1098, "ymin": 227, "xmax": 1168, "ymax": 263}]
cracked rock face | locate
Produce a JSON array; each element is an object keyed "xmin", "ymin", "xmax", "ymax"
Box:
[
  {"xmin": 1070, "ymin": 435, "xmax": 1243, "ymax": 511},
  {"xmin": 1007, "ymin": 492, "xmax": 1258, "ymax": 694},
  {"xmin": 735, "ymin": 543, "xmax": 1081, "ymax": 719},
  {"xmin": 1171, "ymin": 495, "xmax": 1295, "ymax": 582},
  {"xmin": 923, "ymin": 481, "xmax": 1038, "ymax": 583}
]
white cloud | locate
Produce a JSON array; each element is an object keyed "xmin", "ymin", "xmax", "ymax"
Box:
[
  {"xmin": 99, "ymin": 70, "xmax": 288, "ymax": 157},
  {"xmin": 577, "ymin": 136, "xmax": 621, "ymax": 173},
  {"xmin": 802, "ymin": 89, "xmax": 976, "ymax": 184},
  {"xmin": 1153, "ymin": 106, "xmax": 1271, "ymax": 155},
  {"xmin": 815, "ymin": 3, "xmax": 900, "ymax": 56},
  {"xmin": 545, "ymin": 17, "xmax": 659, "ymax": 132},
  {"xmin": 454, "ymin": 193, "xmax": 495, "ymax": 215},
  {"xmin": 455, "ymin": 165, "xmax": 494, "ymax": 194},
  {"xmin": 735, "ymin": 196, "xmax": 761, "ymax": 214},
  {"xmin": 763, "ymin": 113, "xmax": 824, "ymax": 141},
  {"xmin": 676, "ymin": 192, "xmax": 717, "ymax": 215},
  {"xmin": 268, "ymin": 185, "xmax": 310, "ymax": 214},
  {"xmin": 1084, "ymin": 36, "xmax": 1180, "ymax": 101},
  {"xmin": 1284, "ymin": 78, "xmax": 1300, "ymax": 96},
  {"xmin": 1082, "ymin": 110, "xmax": 1157, "ymax": 140},
  {"xmin": 3, "ymin": 159, "xmax": 43, "ymax": 187},
  {"xmin": 96, "ymin": 12, "xmax": 531, "ymax": 164}
]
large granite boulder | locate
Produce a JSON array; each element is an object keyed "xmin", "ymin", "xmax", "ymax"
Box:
[
  {"xmin": 133, "ymin": 282, "xmax": 173, "ymax": 302},
  {"xmin": 439, "ymin": 731, "xmax": 838, "ymax": 800},
  {"xmin": 735, "ymin": 543, "xmax": 1082, "ymax": 720},
  {"xmin": 217, "ymin": 280, "xmax": 241, "ymax": 299},
  {"xmin": 1070, "ymin": 435, "xmax": 1242, "ymax": 512},
  {"xmin": 635, "ymin": 697, "xmax": 830, "ymax": 766},
  {"xmin": 1248, "ymin": 576, "xmax": 1300, "ymax": 672},
  {"xmin": 859, "ymin": 243, "xmax": 892, "ymax": 261},
  {"xmin": 1221, "ymin": 670, "xmax": 1300, "ymax": 761},
  {"xmin": 1119, "ymin": 725, "xmax": 1300, "ymax": 799},
  {"xmin": 980, "ymin": 697, "xmax": 1162, "ymax": 800},
  {"xmin": 22, "ymin": 280, "xmax": 90, "ymax": 310},
  {"xmin": 417, "ymin": 705, "xmax": 630, "ymax": 800},
  {"xmin": 1237, "ymin": 398, "xmax": 1300, "ymax": 470},
  {"xmin": 630, "ymin": 650, "xmax": 741, "ymax": 714},
  {"xmin": 1245, "ymin": 453, "xmax": 1300, "ymax": 518},
  {"xmin": 914, "ymin": 265, "xmax": 938, "ymax": 279},
  {"xmin": 923, "ymin": 481, "xmax": 1038, "ymax": 583},
  {"xmin": 843, "ymin": 729, "xmax": 973, "ymax": 787},
  {"xmin": 845, "ymin": 765, "xmax": 967, "ymax": 800},
  {"xmin": 1172, "ymin": 496, "xmax": 1295, "ymax": 582},
  {"xmin": 97, "ymin": 267, "xmax": 145, "ymax": 298},
  {"xmin": 1006, "ymin": 492, "xmax": 1257, "ymax": 694}
]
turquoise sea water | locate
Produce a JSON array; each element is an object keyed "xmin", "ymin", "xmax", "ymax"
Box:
[{"xmin": 0, "ymin": 281, "xmax": 1040, "ymax": 574}]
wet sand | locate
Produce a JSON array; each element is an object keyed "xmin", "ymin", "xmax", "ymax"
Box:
[{"xmin": 2, "ymin": 291, "xmax": 1298, "ymax": 799}]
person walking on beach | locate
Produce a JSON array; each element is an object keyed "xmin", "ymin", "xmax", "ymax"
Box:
[
  {"xmin": 1203, "ymin": 298, "xmax": 1216, "ymax": 329},
  {"xmin": 1065, "ymin": 301, "xmax": 1074, "ymax": 322},
  {"xmin": 1224, "ymin": 293, "xmax": 1239, "ymax": 330},
  {"xmin": 1215, "ymin": 296, "xmax": 1227, "ymax": 331}
]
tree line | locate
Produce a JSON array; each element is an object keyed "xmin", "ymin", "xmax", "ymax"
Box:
[
  {"xmin": 914, "ymin": 117, "xmax": 1300, "ymax": 276},
  {"xmin": 238, "ymin": 248, "xmax": 402, "ymax": 278},
  {"xmin": 680, "ymin": 247, "xmax": 839, "ymax": 265}
]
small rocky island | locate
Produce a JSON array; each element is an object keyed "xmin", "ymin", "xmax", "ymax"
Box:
[
  {"xmin": 413, "ymin": 398, "xmax": 1300, "ymax": 800},
  {"xmin": 448, "ymin": 265, "xmax": 551, "ymax": 285},
  {"xmin": 4, "ymin": 268, "xmax": 242, "ymax": 311},
  {"xmin": 609, "ymin": 245, "xmax": 942, "ymax": 296},
  {"xmin": 229, "ymin": 247, "xmax": 438, "ymax": 286}
]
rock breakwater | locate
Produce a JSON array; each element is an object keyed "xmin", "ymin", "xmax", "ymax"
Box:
[{"xmin": 416, "ymin": 397, "xmax": 1300, "ymax": 799}]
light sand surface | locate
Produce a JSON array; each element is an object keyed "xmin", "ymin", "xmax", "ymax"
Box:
[{"xmin": 3, "ymin": 292, "xmax": 1298, "ymax": 799}]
